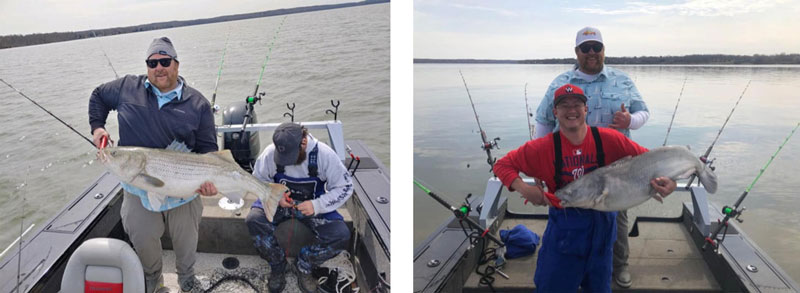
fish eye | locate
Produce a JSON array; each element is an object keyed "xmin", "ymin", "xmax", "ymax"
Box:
[{"xmin": 110, "ymin": 151, "xmax": 117, "ymax": 156}]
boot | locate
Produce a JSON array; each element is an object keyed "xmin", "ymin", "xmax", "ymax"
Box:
[
  {"xmin": 615, "ymin": 266, "xmax": 632, "ymax": 288},
  {"xmin": 268, "ymin": 262, "xmax": 288, "ymax": 293},
  {"xmin": 295, "ymin": 265, "xmax": 318, "ymax": 293}
]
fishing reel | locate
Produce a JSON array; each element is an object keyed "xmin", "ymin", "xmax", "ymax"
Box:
[
  {"xmin": 479, "ymin": 131, "xmax": 500, "ymax": 152},
  {"xmin": 455, "ymin": 193, "xmax": 473, "ymax": 220},
  {"xmin": 246, "ymin": 92, "xmax": 264, "ymax": 107},
  {"xmin": 700, "ymin": 156, "xmax": 717, "ymax": 171},
  {"xmin": 721, "ymin": 205, "xmax": 746, "ymax": 223}
]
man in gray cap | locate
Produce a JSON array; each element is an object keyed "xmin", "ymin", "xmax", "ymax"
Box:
[
  {"xmin": 89, "ymin": 36, "xmax": 218, "ymax": 292},
  {"xmin": 245, "ymin": 122, "xmax": 354, "ymax": 293},
  {"xmin": 532, "ymin": 27, "xmax": 650, "ymax": 288}
]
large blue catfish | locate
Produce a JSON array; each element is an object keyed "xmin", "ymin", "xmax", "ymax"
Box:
[{"xmin": 555, "ymin": 146, "xmax": 718, "ymax": 211}]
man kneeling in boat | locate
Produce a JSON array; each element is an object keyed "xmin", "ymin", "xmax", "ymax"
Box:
[
  {"xmin": 494, "ymin": 84, "xmax": 677, "ymax": 292},
  {"xmin": 245, "ymin": 122, "xmax": 353, "ymax": 293}
]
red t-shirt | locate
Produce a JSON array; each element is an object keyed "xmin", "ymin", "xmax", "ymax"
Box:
[{"xmin": 494, "ymin": 126, "xmax": 649, "ymax": 192}]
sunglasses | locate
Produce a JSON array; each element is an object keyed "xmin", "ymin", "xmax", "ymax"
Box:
[
  {"xmin": 145, "ymin": 58, "xmax": 174, "ymax": 68},
  {"xmin": 578, "ymin": 43, "xmax": 603, "ymax": 54}
]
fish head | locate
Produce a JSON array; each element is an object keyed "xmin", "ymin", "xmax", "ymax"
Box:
[
  {"xmin": 100, "ymin": 147, "xmax": 146, "ymax": 181},
  {"xmin": 554, "ymin": 180, "xmax": 600, "ymax": 209}
]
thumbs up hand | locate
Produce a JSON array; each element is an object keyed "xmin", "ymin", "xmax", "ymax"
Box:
[{"xmin": 609, "ymin": 103, "xmax": 631, "ymax": 129}]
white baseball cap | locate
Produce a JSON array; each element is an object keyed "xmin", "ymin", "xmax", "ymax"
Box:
[{"xmin": 575, "ymin": 27, "xmax": 603, "ymax": 47}]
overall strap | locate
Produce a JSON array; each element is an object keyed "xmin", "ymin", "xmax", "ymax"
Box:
[
  {"xmin": 274, "ymin": 164, "xmax": 285, "ymax": 182},
  {"xmin": 590, "ymin": 127, "xmax": 605, "ymax": 167},
  {"xmin": 553, "ymin": 131, "xmax": 565, "ymax": 189},
  {"xmin": 308, "ymin": 144, "xmax": 319, "ymax": 177}
]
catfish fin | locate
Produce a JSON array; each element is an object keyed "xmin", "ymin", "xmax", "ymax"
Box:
[
  {"xmin": 138, "ymin": 173, "xmax": 165, "ymax": 187},
  {"xmin": 596, "ymin": 187, "xmax": 609, "ymax": 205},
  {"xmin": 263, "ymin": 183, "xmax": 289, "ymax": 222},
  {"xmin": 651, "ymin": 193, "xmax": 664, "ymax": 203},
  {"xmin": 165, "ymin": 140, "xmax": 192, "ymax": 153},
  {"xmin": 219, "ymin": 191, "xmax": 243, "ymax": 203},
  {"xmin": 210, "ymin": 150, "xmax": 237, "ymax": 164},
  {"xmin": 698, "ymin": 165, "xmax": 718, "ymax": 194}
]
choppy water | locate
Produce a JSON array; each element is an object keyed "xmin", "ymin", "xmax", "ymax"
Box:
[
  {"xmin": 414, "ymin": 64, "xmax": 800, "ymax": 282},
  {"xmin": 0, "ymin": 4, "xmax": 388, "ymax": 254}
]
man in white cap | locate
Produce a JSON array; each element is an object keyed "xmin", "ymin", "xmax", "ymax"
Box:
[
  {"xmin": 245, "ymin": 122, "xmax": 353, "ymax": 293},
  {"xmin": 89, "ymin": 36, "xmax": 218, "ymax": 292},
  {"xmin": 532, "ymin": 26, "xmax": 650, "ymax": 288}
]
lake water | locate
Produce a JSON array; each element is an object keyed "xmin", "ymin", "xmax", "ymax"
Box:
[
  {"xmin": 414, "ymin": 63, "xmax": 800, "ymax": 282},
  {"xmin": 0, "ymin": 3, "xmax": 388, "ymax": 254}
]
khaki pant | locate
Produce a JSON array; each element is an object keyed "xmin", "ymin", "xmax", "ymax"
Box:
[
  {"xmin": 121, "ymin": 191, "xmax": 203, "ymax": 286},
  {"xmin": 613, "ymin": 209, "xmax": 629, "ymax": 271}
]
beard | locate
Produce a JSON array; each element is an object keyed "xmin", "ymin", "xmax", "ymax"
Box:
[{"xmin": 295, "ymin": 149, "xmax": 306, "ymax": 165}]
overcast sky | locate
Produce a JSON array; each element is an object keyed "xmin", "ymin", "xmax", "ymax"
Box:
[
  {"xmin": 0, "ymin": 0, "xmax": 350, "ymax": 36},
  {"xmin": 415, "ymin": 0, "xmax": 800, "ymax": 59}
]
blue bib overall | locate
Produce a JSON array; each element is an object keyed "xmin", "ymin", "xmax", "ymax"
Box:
[
  {"xmin": 534, "ymin": 128, "xmax": 617, "ymax": 292},
  {"xmin": 246, "ymin": 145, "xmax": 350, "ymax": 274}
]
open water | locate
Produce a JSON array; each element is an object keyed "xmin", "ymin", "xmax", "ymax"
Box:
[
  {"xmin": 0, "ymin": 3, "xmax": 388, "ymax": 255},
  {"xmin": 414, "ymin": 63, "xmax": 800, "ymax": 282}
]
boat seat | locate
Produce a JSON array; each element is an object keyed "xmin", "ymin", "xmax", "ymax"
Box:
[
  {"xmin": 61, "ymin": 237, "xmax": 144, "ymax": 293},
  {"xmin": 275, "ymin": 218, "xmax": 316, "ymax": 257}
]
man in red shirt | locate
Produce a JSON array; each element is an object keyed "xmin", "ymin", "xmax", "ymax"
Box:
[{"xmin": 494, "ymin": 84, "xmax": 676, "ymax": 292}]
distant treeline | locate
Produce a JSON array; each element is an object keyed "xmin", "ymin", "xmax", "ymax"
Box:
[
  {"xmin": 0, "ymin": 0, "xmax": 389, "ymax": 50},
  {"xmin": 416, "ymin": 53, "xmax": 800, "ymax": 65}
]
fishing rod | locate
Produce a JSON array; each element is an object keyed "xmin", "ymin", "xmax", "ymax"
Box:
[
  {"xmin": 210, "ymin": 30, "xmax": 231, "ymax": 113},
  {"xmin": 663, "ymin": 77, "xmax": 687, "ymax": 146},
  {"xmin": 524, "ymin": 83, "xmax": 533, "ymax": 140},
  {"xmin": 17, "ymin": 176, "xmax": 26, "ymax": 293},
  {"xmin": 251, "ymin": 15, "xmax": 287, "ymax": 98},
  {"xmin": 414, "ymin": 180, "xmax": 504, "ymax": 247},
  {"xmin": 703, "ymin": 122, "xmax": 800, "ymax": 251},
  {"xmin": 686, "ymin": 80, "xmax": 751, "ymax": 188},
  {"xmin": 0, "ymin": 78, "xmax": 95, "ymax": 148},
  {"xmin": 414, "ymin": 179, "xmax": 509, "ymax": 290},
  {"xmin": 459, "ymin": 70, "xmax": 500, "ymax": 172},
  {"xmin": 239, "ymin": 16, "xmax": 288, "ymax": 143},
  {"xmin": 92, "ymin": 31, "xmax": 119, "ymax": 79}
]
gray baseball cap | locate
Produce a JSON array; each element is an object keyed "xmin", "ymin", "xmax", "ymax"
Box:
[
  {"xmin": 273, "ymin": 123, "xmax": 304, "ymax": 166},
  {"xmin": 146, "ymin": 37, "xmax": 178, "ymax": 61}
]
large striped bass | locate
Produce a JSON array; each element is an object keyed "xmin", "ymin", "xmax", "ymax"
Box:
[
  {"xmin": 99, "ymin": 146, "xmax": 288, "ymax": 221},
  {"xmin": 555, "ymin": 146, "xmax": 718, "ymax": 211}
]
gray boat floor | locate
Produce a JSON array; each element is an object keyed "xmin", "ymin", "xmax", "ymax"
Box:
[
  {"xmin": 160, "ymin": 250, "xmax": 303, "ymax": 293},
  {"xmin": 464, "ymin": 218, "xmax": 720, "ymax": 292},
  {"xmin": 157, "ymin": 196, "xmax": 355, "ymax": 293}
]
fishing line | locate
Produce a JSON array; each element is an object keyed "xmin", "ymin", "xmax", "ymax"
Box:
[
  {"xmin": 704, "ymin": 122, "xmax": 799, "ymax": 250},
  {"xmin": 663, "ymin": 77, "xmax": 687, "ymax": 146},
  {"xmin": 459, "ymin": 70, "xmax": 500, "ymax": 172},
  {"xmin": 211, "ymin": 29, "xmax": 232, "ymax": 112},
  {"xmin": 92, "ymin": 31, "xmax": 119, "ymax": 79},
  {"xmin": 252, "ymin": 15, "xmax": 288, "ymax": 98},
  {"xmin": 524, "ymin": 83, "xmax": 533, "ymax": 140},
  {"xmin": 0, "ymin": 78, "xmax": 95, "ymax": 148},
  {"xmin": 687, "ymin": 80, "xmax": 751, "ymax": 187}
]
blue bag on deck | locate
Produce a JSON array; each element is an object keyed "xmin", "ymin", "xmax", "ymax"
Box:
[{"xmin": 499, "ymin": 224, "xmax": 540, "ymax": 259}]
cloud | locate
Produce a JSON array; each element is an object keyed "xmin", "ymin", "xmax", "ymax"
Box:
[{"xmin": 571, "ymin": 0, "xmax": 790, "ymax": 17}]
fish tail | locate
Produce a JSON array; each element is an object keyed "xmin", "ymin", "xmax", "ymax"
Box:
[{"xmin": 698, "ymin": 165, "xmax": 718, "ymax": 194}]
